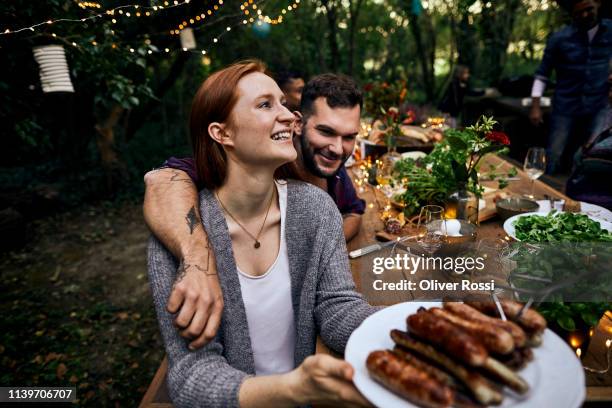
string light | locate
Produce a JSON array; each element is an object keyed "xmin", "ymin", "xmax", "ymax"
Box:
[
  {"xmin": 241, "ymin": 1, "xmax": 300, "ymax": 26},
  {"xmin": 109, "ymin": 15, "xmax": 246, "ymax": 61},
  {"xmin": 170, "ymin": 0, "xmax": 224, "ymax": 35},
  {"xmin": 2, "ymin": 1, "xmax": 191, "ymax": 36},
  {"xmin": 77, "ymin": 2, "xmax": 102, "ymax": 9}
]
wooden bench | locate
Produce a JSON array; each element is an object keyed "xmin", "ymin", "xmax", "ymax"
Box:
[{"xmin": 139, "ymin": 358, "xmax": 172, "ymax": 408}]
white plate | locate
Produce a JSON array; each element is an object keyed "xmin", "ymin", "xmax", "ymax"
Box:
[
  {"xmin": 346, "ymin": 302, "xmax": 585, "ymax": 408},
  {"xmin": 503, "ymin": 211, "xmax": 612, "ymax": 241},
  {"xmin": 536, "ymin": 200, "xmax": 612, "ymax": 224}
]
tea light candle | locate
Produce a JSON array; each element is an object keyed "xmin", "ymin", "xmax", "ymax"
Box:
[{"xmin": 445, "ymin": 219, "xmax": 462, "ymax": 237}]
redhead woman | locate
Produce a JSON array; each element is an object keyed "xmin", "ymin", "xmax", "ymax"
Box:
[{"xmin": 147, "ymin": 60, "xmax": 376, "ymax": 408}]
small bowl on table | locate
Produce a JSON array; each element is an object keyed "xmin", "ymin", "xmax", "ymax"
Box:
[
  {"xmin": 433, "ymin": 219, "xmax": 478, "ymax": 257},
  {"xmin": 495, "ymin": 197, "xmax": 539, "ymax": 221}
]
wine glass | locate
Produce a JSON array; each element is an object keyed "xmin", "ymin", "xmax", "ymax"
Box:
[
  {"xmin": 523, "ymin": 147, "xmax": 546, "ymax": 199},
  {"xmin": 416, "ymin": 205, "xmax": 447, "ymax": 255}
]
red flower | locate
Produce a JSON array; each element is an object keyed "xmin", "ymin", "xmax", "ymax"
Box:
[
  {"xmin": 386, "ymin": 107, "xmax": 399, "ymax": 121},
  {"xmin": 364, "ymin": 83, "xmax": 373, "ymax": 92},
  {"xmin": 485, "ymin": 131, "xmax": 510, "ymax": 145},
  {"xmin": 402, "ymin": 110, "xmax": 416, "ymax": 125}
]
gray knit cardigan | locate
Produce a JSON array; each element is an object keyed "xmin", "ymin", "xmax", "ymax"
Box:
[{"xmin": 147, "ymin": 180, "xmax": 378, "ymax": 408}]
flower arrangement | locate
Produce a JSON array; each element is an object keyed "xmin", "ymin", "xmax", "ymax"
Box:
[
  {"xmin": 363, "ymin": 80, "xmax": 408, "ymax": 118},
  {"xmin": 393, "ymin": 116, "xmax": 517, "ymax": 215},
  {"xmin": 377, "ymin": 106, "xmax": 417, "ymax": 148}
]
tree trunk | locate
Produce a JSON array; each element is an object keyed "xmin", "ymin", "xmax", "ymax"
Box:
[
  {"xmin": 479, "ymin": 0, "xmax": 521, "ymax": 84},
  {"xmin": 347, "ymin": 0, "xmax": 364, "ymax": 76},
  {"xmin": 321, "ymin": 0, "xmax": 340, "ymax": 72},
  {"xmin": 95, "ymin": 105, "xmax": 126, "ymax": 194},
  {"xmin": 456, "ymin": 1, "xmax": 479, "ymax": 73},
  {"xmin": 407, "ymin": 8, "xmax": 436, "ymax": 102},
  {"xmin": 125, "ymin": 51, "xmax": 191, "ymax": 141}
]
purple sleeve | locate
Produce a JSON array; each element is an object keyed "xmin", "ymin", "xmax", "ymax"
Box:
[
  {"xmin": 337, "ymin": 168, "xmax": 366, "ymax": 215},
  {"xmin": 162, "ymin": 157, "xmax": 202, "ymax": 189}
]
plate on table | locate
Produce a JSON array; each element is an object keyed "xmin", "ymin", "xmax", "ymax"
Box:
[
  {"xmin": 503, "ymin": 211, "xmax": 612, "ymax": 241},
  {"xmin": 345, "ymin": 302, "xmax": 585, "ymax": 408},
  {"xmin": 536, "ymin": 200, "xmax": 612, "ymax": 223}
]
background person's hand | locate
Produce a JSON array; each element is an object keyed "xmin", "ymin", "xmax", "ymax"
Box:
[
  {"xmin": 529, "ymin": 104, "xmax": 543, "ymax": 127},
  {"xmin": 167, "ymin": 253, "xmax": 223, "ymax": 350},
  {"xmin": 289, "ymin": 354, "xmax": 373, "ymax": 408}
]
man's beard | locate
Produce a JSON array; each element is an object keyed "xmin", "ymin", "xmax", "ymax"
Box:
[{"xmin": 300, "ymin": 131, "xmax": 349, "ymax": 178}]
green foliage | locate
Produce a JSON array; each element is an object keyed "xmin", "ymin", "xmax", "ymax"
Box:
[
  {"xmin": 394, "ymin": 116, "xmax": 514, "ymax": 214},
  {"xmin": 514, "ymin": 212, "xmax": 612, "ymax": 242},
  {"xmin": 537, "ymin": 302, "xmax": 610, "ymax": 332},
  {"xmin": 1, "ymin": 0, "xmax": 568, "ymax": 189}
]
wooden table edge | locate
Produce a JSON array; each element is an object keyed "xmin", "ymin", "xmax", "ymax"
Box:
[{"xmin": 587, "ymin": 385, "xmax": 612, "ymax": 401}]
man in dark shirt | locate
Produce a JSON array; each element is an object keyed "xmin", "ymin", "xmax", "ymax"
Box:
[
  {"xmin": 142, "ymin": 73, "xmax": 365, "ymax": 349},
  {"xmin": 530, "ymin": 0, "xmax": 612, "ymax": 174}
]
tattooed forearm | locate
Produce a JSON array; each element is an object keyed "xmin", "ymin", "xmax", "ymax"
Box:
[
  {"xmin": 173, "ymin": 255, "xmax": 215, "ymax": 286},
  {"xmin": 174, "ymin": 260, "xmax": 189, "ymax": 287},
  {"xmin": 185, "ymin": 206, "xmax": 200, "ymax": 234},
  {"xmin": 198, "ymin": 236, "xmax": 216, "ymax": 275},
  {"xmin": 169, "ymin": 170, "xmax": 193, "ymax": 183}
]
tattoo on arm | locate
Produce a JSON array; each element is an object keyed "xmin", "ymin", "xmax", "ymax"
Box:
[
  {"xmin": 173, "ymin": 238, "xmax": 216, "ymax": 285},
  {"xmin": 174, "ymin": 260, "xmax": 189, "ymax": 287},
  {"xmin": 185, "ymin": 206, "xmax": 200, "ymax": 234},
  {"xmin": 169, "ymin": 170, "xmax": 193, "ymax": 183},
  {"xmin": 196, "ymin": 236, "xmax": 215, "ymax": 275}
]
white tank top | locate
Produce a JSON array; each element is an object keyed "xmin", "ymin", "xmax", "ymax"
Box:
[{"xmin": 236, "ymin": 182, "xmax": 296, "ymax": 375}]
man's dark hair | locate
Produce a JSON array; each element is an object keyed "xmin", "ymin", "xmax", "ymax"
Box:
[
  {"xmin": 274, "ymin": 70, "xmax": 304, "ymax": 90},
  {"xmin": 300, "ymin": 73, "xmax": 363, "ymax": 122}
]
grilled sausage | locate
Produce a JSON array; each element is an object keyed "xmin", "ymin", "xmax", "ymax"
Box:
[
  {"xmin": 392, "ymin": 346, "xmax": 458, "ymax": 388},
  {"xmin": 391, "ymin": 330, "xmax": 503, "ymax": 406},
  {"xmin": 367, "ymin": 350, "xmax": 453, "ymax": 408},
  {"xmin": 465, "ymin": 300, "xmax": 546, "ymax": 335},
  {"xmin": 482, "ymin": 357, "xmax": 530, "ymax": 394},
  {"xmin": 443, "ymin": 302, "xmax": 527, "ymax": 348},
  {"xmin": 429, "ymin": 307, "xmax": 515, "ymax": 355},
  {"xmin": 494, "ymin": 347, "xmax": 534, "ymax": 370},
  {"xmin": 393, "ymin": 347, "xmax": 485, "ymax": 408},
  {"xmin": 407, "ymin": 310, "xmax": 488, "ymax": 366}
]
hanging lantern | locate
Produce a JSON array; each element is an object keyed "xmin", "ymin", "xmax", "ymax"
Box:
[
  {"xmin": 180, "ymin": 28, "xmax": 196, "ymax": 50},
  {"xmin": 411, "ymin": 0, "xmax": 422, "ymax": 16},
  {"xmin": 252, "ymin": 21, "xmax": 271, "ymax": 39},
  {"xmin": 32, "ymin": 45, "xmax": 74, "ymax": 93}
]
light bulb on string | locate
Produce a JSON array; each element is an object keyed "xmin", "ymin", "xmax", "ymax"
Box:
[{"xmin": 2, "ymin": 0, "xmax": 192, "ymax": 36}]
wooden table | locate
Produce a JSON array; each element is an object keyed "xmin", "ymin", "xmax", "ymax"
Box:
[
  {"xmin": 140, "ymin": 154, "xmax": 611, "ymax": 406},
  {"xmin": 347, "ymin": 154, "xmax": 612, "ymax": 404}
]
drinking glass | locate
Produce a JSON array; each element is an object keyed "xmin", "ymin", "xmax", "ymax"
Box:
[
  {"xmin": 416, "ymin": 205, "xmax": 447, "ymax": 255},
  {"xmin": 523, "ymin": 147, "xmax": 546, "ymax": 199}
]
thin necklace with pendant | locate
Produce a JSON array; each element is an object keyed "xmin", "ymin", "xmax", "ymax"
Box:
[{"xmin": 215, "ymin": 187, "xmax": 275, "ymax": 249}]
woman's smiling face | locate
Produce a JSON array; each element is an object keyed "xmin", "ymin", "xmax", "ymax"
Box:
[{"xmin": 224, "ymin": 72, "xmax": 297, "ymax": 167}]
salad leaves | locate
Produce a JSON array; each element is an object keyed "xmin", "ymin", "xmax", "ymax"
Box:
[{"xmin": 513, "ymin": 211, "xmax": 612, "ymax": 242}]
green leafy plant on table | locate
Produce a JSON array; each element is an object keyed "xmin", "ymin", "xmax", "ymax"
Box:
[
  {"xmin": 539, "ymin": 302, "xmax": 610, "ymax": 333},
  {"xmin": 393, "ymin": 115, "xmax": 516, "ymax": 215},
  {"xmin": 510, "ymin": 211, "xmax": 612, "ymax": 337}
]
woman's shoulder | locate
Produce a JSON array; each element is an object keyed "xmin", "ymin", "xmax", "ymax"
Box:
[
  {"xmin": 284, "ymin": 180, "xmax": 342, "ymax": 227},
  {"xmin": 286, "ymin": 180, "xmax": 336, "ymax": 206}
]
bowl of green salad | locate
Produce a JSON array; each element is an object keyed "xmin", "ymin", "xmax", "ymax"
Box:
[{"xmin": 503, "ymin": 211, "xmax": 612, "ymax": 242}]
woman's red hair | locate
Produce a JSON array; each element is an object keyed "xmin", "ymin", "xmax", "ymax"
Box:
[{"xmin": 190, "ymin": 59, "xmax": 301, "ymax": 190}]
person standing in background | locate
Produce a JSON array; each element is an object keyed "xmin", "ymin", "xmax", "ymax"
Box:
[
  {"xmin": 438, "ymin": 65, "xmax": 476, "ymax": 128},
  {"xmin": 274, "ymin": 70, "xmax": 305, "ymax": 113},
  {"xmin": 529, "ymin": 0, "xmax": 612, "ymax": 174}
]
